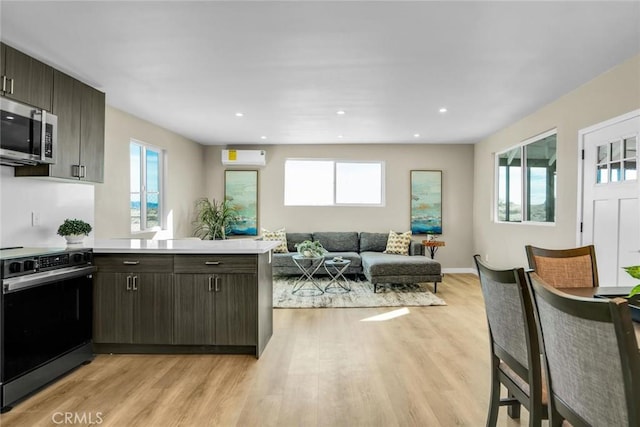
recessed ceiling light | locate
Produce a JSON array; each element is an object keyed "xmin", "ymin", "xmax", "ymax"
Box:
[
  {"xmin": 337, "ymin": 135, "xmax": 344, "ymax": 138},
  {"xmin": 260, "ymin": 136, "xmax": 267, "ymax": 140},
  {"xmin": 439, "ymin": 107, "xmax": 447, "ymax": 113},
  {"xmin": 414, "ymin": 133, "xmax": 420, "ymax": 138},
  {"xmin": 336, "ymin": 110, "xmax": 346, "ymax": 115},
  {"xmin": 235, "ymin": 112, "xmax": 244, "ymax": 117}
]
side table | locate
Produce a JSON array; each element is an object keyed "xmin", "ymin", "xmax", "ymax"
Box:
[
  {"xmin": 291, "ymin": 255, "xmax": 325, "ymax": 295},
  {"xmin": 422, "ymin": 240, "xmax": 445, "ymax": 259},
  {"xmin": 323, "ymin": 259, "xmax": 352, "ymax": 293}
]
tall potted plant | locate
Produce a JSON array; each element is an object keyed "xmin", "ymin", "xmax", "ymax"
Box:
[{"xmin": 193, "ymin": 198, "xmax": 238, "ymax": 240}]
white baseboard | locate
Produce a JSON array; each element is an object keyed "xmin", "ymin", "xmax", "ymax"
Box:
[{"xmin": 442, "ymin": 267, "xmax": 477, "ymax": 274}]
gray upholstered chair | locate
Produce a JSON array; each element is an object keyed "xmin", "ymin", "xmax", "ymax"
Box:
[
  {"xmin": 473, "ymin": 255, "xmax": 548, "ymax": 427},
  {"xmin": 525, "ymin": 244, "xmax": 599, "ymax": 288},
  {"xmin": 527, "ymin": 273, "xmax": 640, "ymax": 427}
]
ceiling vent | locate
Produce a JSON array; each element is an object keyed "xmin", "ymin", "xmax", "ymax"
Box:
[{"xmin": 221, "ymin": 149, "xmax": 266, "ymax": 167}]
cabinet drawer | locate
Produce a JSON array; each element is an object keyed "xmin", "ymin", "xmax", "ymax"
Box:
[
  {"xmin": 174, "ymin": 255, "xmax": 256, "ymax": 274},
  {"xmin": 94, "ymin": 254, "xmax": 173, "ymax": 273}
]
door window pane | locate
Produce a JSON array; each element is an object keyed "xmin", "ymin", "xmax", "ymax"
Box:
[
  {"xmin": 611, "ymin": 140, "xmax": 622, "ymax": 161},
  {"xmin": 597, "ymin": 144, "xmax": 608, "ymax": 163}
]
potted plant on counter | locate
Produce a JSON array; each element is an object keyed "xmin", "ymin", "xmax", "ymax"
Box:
[
  {"xmin": 57, "ymin": 218, "xmax": 92, "ymax": 244},
  {"xmin": 193, "ymin": 198, "xmax": 238, "ymax": 240}
]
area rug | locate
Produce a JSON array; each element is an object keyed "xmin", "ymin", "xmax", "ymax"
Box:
[{"xmin": 273, "ymin": 277, "xmax": 446, "ymax": 308}]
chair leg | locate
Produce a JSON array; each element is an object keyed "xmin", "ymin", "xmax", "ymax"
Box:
[
  {"xmin": 507, "ymin": 392, "xmax": 521, "ymax": 419},
  {"xmin": 486, "ymin": 359, "xmax": 500, "ymax": 427}
]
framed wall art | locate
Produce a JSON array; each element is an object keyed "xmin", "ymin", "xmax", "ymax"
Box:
[
  {"xmin": 224, "ymin": 169, "xmax": 259, "ymax": 236},
  {"xmin": 410, "ymin": 170, "xmax": 442, "ymax": 235}
]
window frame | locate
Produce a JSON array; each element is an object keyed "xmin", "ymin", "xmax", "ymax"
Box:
[
  {"xmin": 130, "ymin": 139, "xmax": 166, "ymax": 233},
  {"xmin": 494, "ymin": 129, "xmax": 557, "ymax": 225},
  {"xmin": 284, "ymin": 158, "xmax": 385, "ymax": 207}
]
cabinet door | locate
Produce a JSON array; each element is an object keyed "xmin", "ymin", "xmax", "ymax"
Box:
[
  {"xmin": 173, "ymin": 274, "xmax": 216, "ymax": 345},
  {"xmin": 79, "ymin": 82, "xmax": 105, "ymax": 183},
  {"xmin": 215, "ymin": 273, "xmax": 257, "ymax": 346},
  {"xmin": 93, "ymin": 272, "xmax": 134, "ymax": 343},
  {"xmin": 3, "ymin": 43, "xmax": 53, "ymax": 111},
  {"xmin": 51, "ymin": 70, "xmax": 81, "ymax": 179},
  {"xmin": 132, "ymin": 273, "xmax": 173, "ymax": 344}
]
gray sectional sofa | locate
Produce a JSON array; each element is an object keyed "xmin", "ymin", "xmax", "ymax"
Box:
[{"xmin": 272, "ymin": 231, "xmax": 442, "ymax": 292}]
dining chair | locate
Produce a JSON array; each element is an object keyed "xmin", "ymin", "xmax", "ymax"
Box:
[
  {"xmin": 525, "ymin": 244, "xmax": 599, "ymax": 288},
  {"xmin": 527, "ymin": 273, "xmax": 640, "ymax": 427},
  {"xmin": 473, "ymin": 255, "xmax": 548, "ymax": 427}
]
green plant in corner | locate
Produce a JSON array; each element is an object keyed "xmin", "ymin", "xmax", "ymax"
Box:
[
  {"xmin": 193, "ymin": 198, "xmax": 238, "ymax": 240},
  {"xmin": 624, "ymin": 266, "xmax": 640, "ymax": 298},
  {"xmin": 57, "ymin": 218, "xmax": 92, "ymax": 237},
  {"xmin": 294, "ymin": 240, "xmax": 327, "ymax": 258}
]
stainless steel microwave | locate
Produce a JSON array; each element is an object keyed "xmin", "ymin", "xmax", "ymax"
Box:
[{"xmin": 0, "ymin": 97, "xmax": 57, "ymax": 166}]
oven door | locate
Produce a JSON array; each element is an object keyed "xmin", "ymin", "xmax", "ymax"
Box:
[{"xmin": 1, "ymin": 267, "xmax": 94, "ymax": 383}]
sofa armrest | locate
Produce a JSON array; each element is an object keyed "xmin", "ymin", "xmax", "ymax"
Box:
[{"xmin": 409, "ymin": 241, "xmax": 424, "ymax": 256}]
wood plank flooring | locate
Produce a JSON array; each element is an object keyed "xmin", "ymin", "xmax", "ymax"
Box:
[{"xmin": 0, "ymin": 274, "xmax": 531, "ymax": 426}]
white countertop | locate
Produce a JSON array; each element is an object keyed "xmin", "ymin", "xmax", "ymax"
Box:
[{"xmin": 91, "ymin": 238, "xmax": 280, "ymax": 254}]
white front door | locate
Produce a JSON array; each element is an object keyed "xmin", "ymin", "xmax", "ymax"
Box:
[{"xmin": 581, "ymin": 111, "xmax": 640, "ymax": 286}]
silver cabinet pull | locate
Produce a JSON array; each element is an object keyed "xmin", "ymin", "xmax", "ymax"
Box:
[
  {"xmin": 1, "ymin": 76, "xmax": 6, "ymax": 93},
  {"xmin": 205, "ymin": 261, "xmax": 221, "ymax": 265},
  {"xmin": 214, "ymin": 276, "xmax": 221, "ymax": 292},
  {"xmin": 72, "ymin": 165, "xmax": 81, "ymax": 178},
  {"xmin": 8, "ymin": 78, "xmax": 13, "ymax": 94},
  {"xmin": 208, "ymin": 276, "xmax": 213, "ymax": 292},
  {"xmin": 80, "ymin": 165, "xmax": 86, "ymax": 178},
  {"xmin": 126, "ymin": 275, "xmax": 132, "ymax": 291},
  {"xmin": 123, "ymin": 261, "xmax": 140, "ymax": 265},
  {"xmin": 132, "ymin": 275, "xmax": 138, "ymax": 291}
]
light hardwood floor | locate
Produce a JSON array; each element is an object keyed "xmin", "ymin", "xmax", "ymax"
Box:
[{"xmin": 0, "ymin": 274, "xmax": 532, "ymax": 427}]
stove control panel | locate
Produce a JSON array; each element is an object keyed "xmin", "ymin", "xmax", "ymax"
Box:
[{"xmin": 1, "ymin": 249, "xmax": 93, "ymax": 279}]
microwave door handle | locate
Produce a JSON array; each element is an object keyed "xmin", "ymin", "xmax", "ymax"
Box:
[{"xmin": 40, "ymin": 110, "xmax": 47, "ymax": 161}]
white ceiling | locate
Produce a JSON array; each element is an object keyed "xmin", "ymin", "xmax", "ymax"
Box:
[{"xmin": 1, "ymin": 1, "xmax": 639, "ymax": 146}]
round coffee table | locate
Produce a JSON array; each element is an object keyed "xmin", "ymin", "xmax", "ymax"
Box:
[
  {"xmin": 323, "ymin": 259, "xmax": 352, "ymax": 293},
  {"xmin": 291, "ymin": 255, "xmax": 325, "ymax": 295}
]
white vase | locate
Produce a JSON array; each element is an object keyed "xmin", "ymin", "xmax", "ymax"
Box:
[{"xmin": 64, "ymin": 234, "xmax": 85, "ymax": 244}]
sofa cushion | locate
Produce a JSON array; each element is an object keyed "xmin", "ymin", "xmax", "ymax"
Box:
[
  {"xmin": 313, "ymin": 232, "xmax": 359, "ymax": 252},
  {"xmin": 286, "ymin": 232, "xmax": 313, "ymax": 253},
  {"xmin": 359, "ymin": 232, "xmax": 388, "ymax": 252},
  {"xmin": 383, "ymin": 230, "xmax": 412, "ymax": 255},
  {"xmin": 261, "ymin": 228, "xmax": 288, "ymax": 253}
]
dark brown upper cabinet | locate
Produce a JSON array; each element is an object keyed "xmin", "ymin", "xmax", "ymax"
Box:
[{"xmin": 0, "ymin": 42, "xmax": 53, "ymax": 111}]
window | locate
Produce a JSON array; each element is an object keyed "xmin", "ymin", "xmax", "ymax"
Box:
[
  {"xmin": 496, "ymin": 131, "xmax": 556, "ymax": 223},
  {"xmin": 284, "ymin": 159, "xmax": 384, "ymax": 206},
  {"xmin": 596, "ymin": 136, "xmax": 637, "ymax": 183},
  {"xmin": 130, "ymin": 141, "xmax": 164, "ymax": 232}
]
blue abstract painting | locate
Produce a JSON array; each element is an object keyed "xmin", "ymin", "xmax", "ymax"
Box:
[
  {"xmin": 410, "ymin": 170, "xmax": 442, "ymax": 235},
  {"xmin": 225, "ymin": 170, "xmax": 259, "ymax": 236}
]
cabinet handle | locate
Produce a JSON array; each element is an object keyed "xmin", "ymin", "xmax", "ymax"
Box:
[
  {"xmin": 8, "ymin": 78, "xmax": 14, "ymax": 94},
  {"xmin": 208, "ymin": 276, "xmax": 213, "ymax": 292},
  {"xmin": 80, "ymin": 165, "xmax": 86, "ymax": 179},
  {"xmin": 215, "ymin": 276, "xmax": 221, "ymax": 292},
  {"xmin": 126, "ymin": 275, "xmax": 132, "ymax": 291},
  {"xmin": 205, "ymin": 261, "xmax": 221, "ymax": 265},
  {"xmin": 1, "ymin": 76, "xmax": 6, "ymax": 93},
  {"xmin": 123, "ymin": 261, "xmax": 140, "ymax": 265},
  {"xmin": 132, "ymin": 276, "xmax": 138, "ymax": 291},
  {"xmin": 72, "ymin": 165, "xmax": 81, "ymax": 178}
]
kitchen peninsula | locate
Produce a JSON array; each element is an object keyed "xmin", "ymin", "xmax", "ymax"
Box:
[{"xmin": 91, "ymin": 239, "xmax": 279, "ymax": 358}]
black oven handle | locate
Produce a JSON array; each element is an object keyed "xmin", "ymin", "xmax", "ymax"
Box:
[{"xmin": 2, "ymin": 265, "xmax": 97, "ymax": 294}]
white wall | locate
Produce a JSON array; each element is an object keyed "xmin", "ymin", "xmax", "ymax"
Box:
[
  {"xmin": 0, "ymin": 166, "xmax": 94, "ymax": 247},
  {"xmin": 473, "ymin": 54, "xmax": 640, "ymax": 269},
  {"xmin": 205, "ymin": 143, "xmax": 475, "ymax": 270},
  {"xmin": 94, "ymin": 106, "xmax": 207, "ymax": 239}
]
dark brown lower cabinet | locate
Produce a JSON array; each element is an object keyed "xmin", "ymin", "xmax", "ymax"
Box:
[
  {"xmin": 173, "ymin": 273, "xmax": 257, "ymax": 346},
  {"xmin": 92, "ymin": 253, "xmax": 272, "ymax": 357},
  {"xmin": 93, "ymin": 272, "xmax": 173, "ymax": 345}
]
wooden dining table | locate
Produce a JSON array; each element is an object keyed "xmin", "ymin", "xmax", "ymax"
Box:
[{"xmin": 558, "ymin": 287, "xmax": 640, "ymax": 344}]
